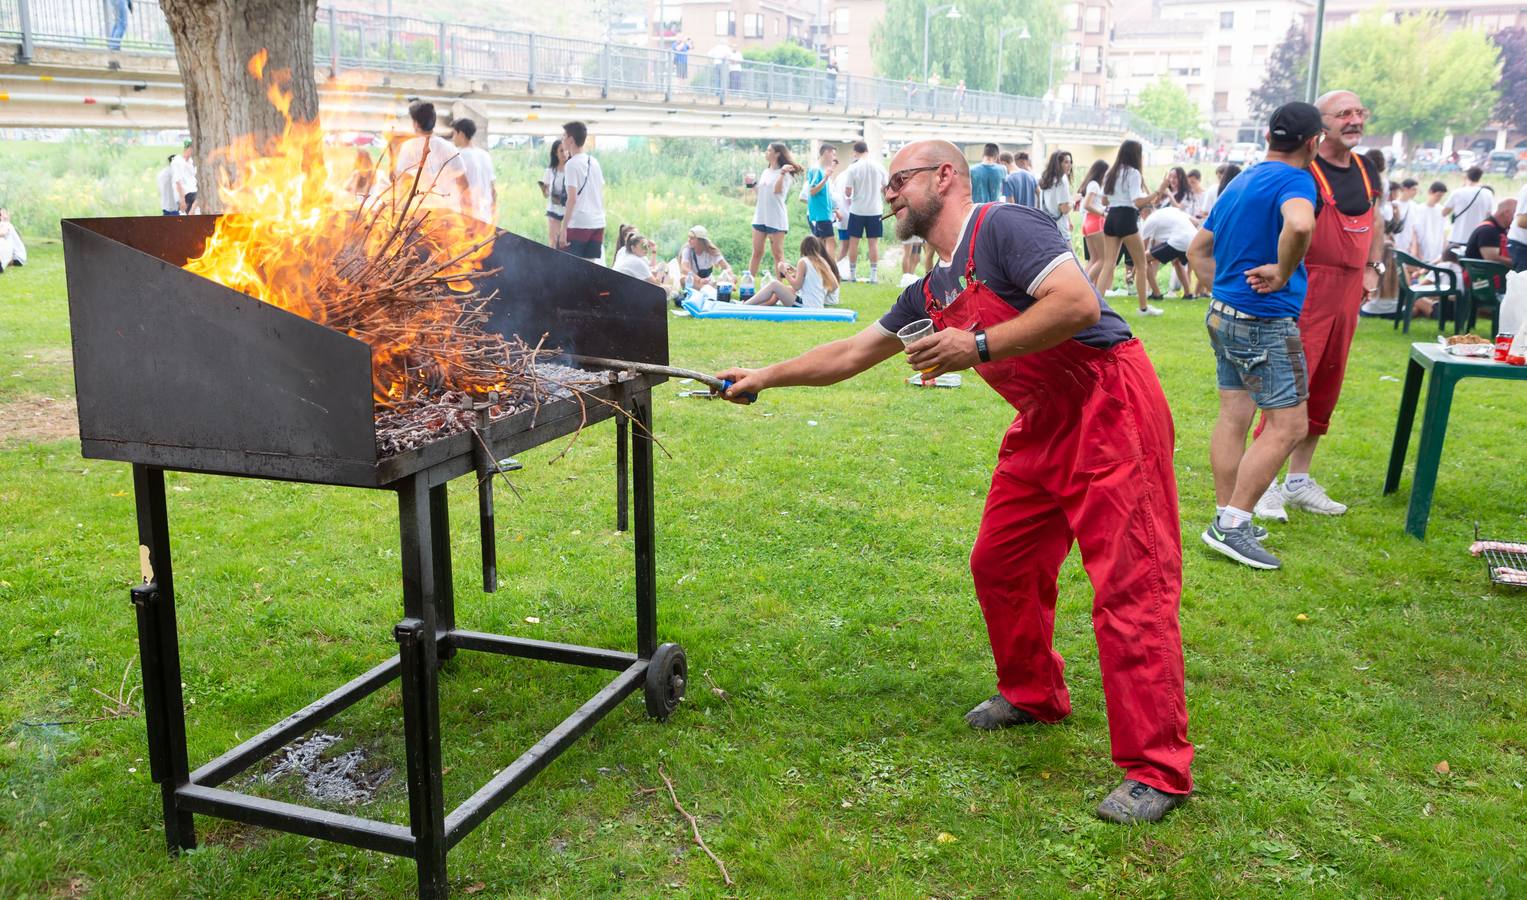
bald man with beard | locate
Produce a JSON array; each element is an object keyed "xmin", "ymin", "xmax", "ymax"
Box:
[
  {"xmin": 1253, "ymin": 90, "xmax": 1385, "ymax": 522},
  {"xmin": 716, "ymin": 140, "xmax": 1193, "ymax": 824}
]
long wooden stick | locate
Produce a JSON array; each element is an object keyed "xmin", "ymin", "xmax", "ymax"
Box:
[{"xmin": 658, "ymin": 764, "xmax": 734, "ymax": 886}]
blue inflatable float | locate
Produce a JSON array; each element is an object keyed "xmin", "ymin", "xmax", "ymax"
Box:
[{"xmin": 681, "ymin": 296, "xmax": 857, "ymax": 323}]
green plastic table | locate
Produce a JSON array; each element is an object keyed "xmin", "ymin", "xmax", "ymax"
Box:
[{"xmin": 1384, "ymin": 341, "xmax": 1527, "ymax": 539}]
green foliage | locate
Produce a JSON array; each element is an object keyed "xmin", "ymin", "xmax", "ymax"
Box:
[
  {"xmin": 1493, "ymin": 26, "xmax": 1527, "ymax": 133},
  {"xmin": 1250, "ymin": 22, "xmax": 1310, "ymax": 121},
  {"xmin": 0, "ymin": 136, "xmax": 165, "ymax": 239},
  {"xmin": 1320, "ymin": 10, "xmax": 1501, "ymax": 143},
  {"xmin": 743, "ymin": 42, "xmax": 822, "ymax": 69},
  {"xmin": 1130, "ymin": 78, "xmax": 1203, "ymax": 140},
  {"xmin": 871, "ymin": 0, "xmax": 1064, "ymax": 96}
]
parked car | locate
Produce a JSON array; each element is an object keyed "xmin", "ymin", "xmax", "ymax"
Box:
[
  {"xmin": 1226, "ymin": 142, "xmax": 1261, "ymax": 166},
  {"xmin": 1486, "ymin": 150, "xmax": 1519, "ymax": 177}
]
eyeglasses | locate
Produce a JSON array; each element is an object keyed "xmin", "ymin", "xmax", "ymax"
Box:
[
  {"xmin": 1325, "ymin": 106, "xmax": 1370, "ymax": 121},
  {"xmin": 885, "ymin": 165, "xmax": 941, "ymax": 193}
]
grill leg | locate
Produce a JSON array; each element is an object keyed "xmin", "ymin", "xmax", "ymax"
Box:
[
  {"xmin": 130, "ymin": 465, "xmax": 197, "ymax": 855},
  {"xmin": 632, "ymin": 395, "xmax": 657, "ymax": 658},
  {"xmin": 397, "ymin": 476, "xmax": 448, "ymax": 899},
  {"xmin": 429, "ymin": 482, "xmax": 456, "ymax": 661},
  {"xmin": 615, "ymin": 415, "xmax": 629, "ymax": 532}
]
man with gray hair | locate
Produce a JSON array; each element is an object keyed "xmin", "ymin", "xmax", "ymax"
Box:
[
  {"xmin": 716, "ymin": 140, "xmax": 1192, "ymax": 825},
  {"xmin": 1253, "ymin": 89, "xmax": 1384, "ymax": 523}
]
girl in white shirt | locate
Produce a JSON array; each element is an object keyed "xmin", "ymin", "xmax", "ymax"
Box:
[
  {"xmin": 747, "ymin": 141, "xmax": 800, "ymax": 281},
  {"xmin": 1077, "ymin": 159, "xmax": 1110, "ymax": 287},
  {"xmin": 538, "ymin": 141, "xmax": 568, "ymax": 249},
  {"xmin": 611, "ymin": 231, "xmax": 668, "ymax": 287},
  {"xmin": 747, "ymin": 236, "xmax": 840, "ymax": 308},
  {"xmin": 1095, "ymin": 139, "xmax": 1166, "ymax": 315},
  {"xmin": 1037, "ymin": 151, "xmax": 1075, "ymax": 239}
]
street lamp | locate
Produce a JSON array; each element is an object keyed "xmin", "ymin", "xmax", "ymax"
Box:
[
  {"xmin": 995, "ymin": 24, "xmax": 1031, "ymax": 93},
  {"xmin": 922, "ymin": 3, "xmax": 962, "ymax": 82}
]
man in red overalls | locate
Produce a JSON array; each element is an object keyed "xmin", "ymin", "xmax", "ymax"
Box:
[
  {"xmin": 1254, "ymin": 90, "xmax": 1385, "ymax": 522},
  {"xmin": 717, "ymin": 141, "xmax": 1193, "ymax": 824}
]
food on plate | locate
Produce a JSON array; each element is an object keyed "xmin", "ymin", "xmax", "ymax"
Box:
[{"xmin": 1445, "ymin": 334, "xmax": 1490, "ymax": 346}]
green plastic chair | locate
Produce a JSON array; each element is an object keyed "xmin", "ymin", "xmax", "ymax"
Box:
[
  {"xmin": 1458, "ymin": 258, "xmax": 1508, "ymax": 339},
  {"xmin": 1392, "ymin": 251, "xmax": 1460, "ymax": 334}
]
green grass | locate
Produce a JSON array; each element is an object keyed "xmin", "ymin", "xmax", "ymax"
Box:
[{"xmin": 1, "ymin": 238, "xmax": 1525, "ymax": 899}]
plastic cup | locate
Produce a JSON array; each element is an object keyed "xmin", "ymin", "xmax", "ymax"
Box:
[{"xmin": 896, "ymin": 319, "xmax": 937, "ymax": 374}]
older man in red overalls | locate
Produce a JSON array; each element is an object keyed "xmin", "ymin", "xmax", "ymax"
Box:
[
  {"xmin": 717, "ymin": 140, "xmax": 1193, "ymax": 824},
  {"xmin": 1254, "ymin": 90, "xmax": 1385, "ymax": 522}
]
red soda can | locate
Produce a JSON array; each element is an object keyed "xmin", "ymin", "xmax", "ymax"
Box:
[{"xmin": 1495, "ymin": 333, "xmax": 1513, "ymax": 362}]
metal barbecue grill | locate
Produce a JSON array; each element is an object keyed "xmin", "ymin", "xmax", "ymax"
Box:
[{"xmin": 61, "ymin": 215, "xmax": 688, "ymax": 899}]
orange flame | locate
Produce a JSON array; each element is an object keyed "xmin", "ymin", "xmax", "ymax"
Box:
[{"xmin": 184, "ymin": 52, "xmax": 498, "ymax": 405}]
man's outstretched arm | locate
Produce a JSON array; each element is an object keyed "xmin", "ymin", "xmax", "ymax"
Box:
[{"xmin": 716, "ymin": 325, "xmax": 903, "ymax": 402}]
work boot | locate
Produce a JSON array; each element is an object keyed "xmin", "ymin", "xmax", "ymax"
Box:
[
  {"xmin": 1096, "ymin": 779, "xmax": 1188, "ymax": 824},
  {"xmin": 1202, "ymin": 519, "xmax": 1282, "ymax": 570},
  {"xmin": 1253, "ymin": 480, "xmax": 1289, "ymax": 522},
  {"xmin": 1280, "ymin": 477, "xmax": 1348, "ymax": 515},
  {"xmin": 964, "ymin": 694, "xmax": 1038, "ymax": 730}
]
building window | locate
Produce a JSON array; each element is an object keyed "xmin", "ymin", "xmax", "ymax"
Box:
[
  {"xmin": 833, "ymin": 8, "xmax": 850, "ymax": 35},
  {"xmin": 1220, "ymin": 11, "xmax": 1234, "ymax": 29},
  {"xmin": 1216, "ymin": 45, "xmax": 1232, "ymax": 65},
  {"xmin": 743, "ymin": 14, "xmax": 763, "ymax": 38},
  {"xmin": 715, "ymin": 10, "xmax": 735, "ymax": 36},
  {"xmin": 1253, "ymin": 44, "xmax": 1268, "ymax": 63},
  {"xmin": 1255, "ymin": 9, "xmax": 1271, "ymax": 30},
  {"xmin": 656, "ymin": 3, "xmax": 681, "ymax": 28},
  {"xmin": 773, "ymin": 16, "xmax": 780, "ymax": 36},
  {"xmin": 1085, "ymin": 6, "xmax": 1104, "ymax": 33},
  {"xmin": 1082, "ymin": 45, "xmax": 1102, "ymax": 74},
  {"xmin": 1063, "ymin": 3, "xmax": 1081, "ymax": 30},
  {"xmin": 1213, "ymin": 91, "xmax": 1229, "ymax": 112}
]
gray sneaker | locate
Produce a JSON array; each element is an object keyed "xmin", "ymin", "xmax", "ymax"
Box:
[
  {"xmin": 1096, "ymin": 779, "xmax": 1188, "ymax": 824},
  {"xmin": 964, "ymin": 694, "xmax": 1039, "ymax": 730},
  {"xmin": 1202, "ymin": 520, "xmax": 1281, "ymax": 570}
]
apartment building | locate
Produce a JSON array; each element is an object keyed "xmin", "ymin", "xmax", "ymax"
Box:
[
  {"xmin": 648, "ymin": 0, "xmax": 890, "ymax": 77},
  {"xmin": 1325, "ymin": 0, "xmax": 1524, "ymax": 33},
  {"xmin": 1056, "ymin": 0, "xmax": 1113, "ymax": 107}
]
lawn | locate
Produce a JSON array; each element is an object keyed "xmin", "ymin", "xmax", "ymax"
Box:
[{"xmin": 1, "ymin": 240, "xmax": 1524, "ymax": 898}]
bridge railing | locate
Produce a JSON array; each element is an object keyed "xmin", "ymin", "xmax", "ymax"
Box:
[{"xmin": 1, "ymin": 0, "xmax": 1175, "ymax": 144}]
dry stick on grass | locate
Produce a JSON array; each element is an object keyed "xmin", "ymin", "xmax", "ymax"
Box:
[
  {"xmin": 21, "ymin": 659, "xmax": 140, "ymax": 728},
  {"xmin": 657, "ymin": 764, "xmax": 734, "ymax": 887}
]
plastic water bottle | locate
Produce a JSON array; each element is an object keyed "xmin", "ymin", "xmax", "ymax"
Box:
[
  {"xmin": 739, "ymin": 271, "xmax": 755, "ymax": 303},
  {"xmin": 717, "ymin": 273, "xmax": 733, "ymax": 303}
]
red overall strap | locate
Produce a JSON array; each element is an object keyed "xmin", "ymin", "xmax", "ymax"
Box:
[
  {"xmin": 923, "ymin": 203, "xmax": 998, "ymax": 310},
  {"xmin": 1311, "ymin": 156, "xmax": 1377, "ymax": 211}
]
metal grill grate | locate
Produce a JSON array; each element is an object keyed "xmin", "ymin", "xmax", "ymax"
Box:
[{"xmin": 1474, "ymin": 525, "xmax": 1527, "ymax": 588}]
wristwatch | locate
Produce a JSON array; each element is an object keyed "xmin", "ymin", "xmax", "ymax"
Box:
[
  {"xmin": 973, "ymin": 329, "xmax": 991, "ymax": 363},
  {"xmin": 1366, "ymin": 261, "xmax": 1385, "ymax": 275}
]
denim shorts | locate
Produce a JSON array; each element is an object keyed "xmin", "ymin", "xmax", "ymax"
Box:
[{"xmin": 1205, "ymin": 303, "xmax": 1308, "ymax": 410}]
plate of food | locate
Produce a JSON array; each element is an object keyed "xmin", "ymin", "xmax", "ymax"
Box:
[{"xmin": 1439, "ymin": 334, "xmax": 1493, "ymax": 357}]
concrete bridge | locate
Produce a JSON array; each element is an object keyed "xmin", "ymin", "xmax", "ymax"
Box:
[{"xmin": 1, "ymin": 0, "xmax": 1167, "ymax": 161}]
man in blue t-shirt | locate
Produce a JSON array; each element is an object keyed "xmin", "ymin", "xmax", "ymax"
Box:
[
  {"xmin": 804, "ymin": 144, "xmax": 839, "ymax": 258},
  {"xmin": 970, "ymin": 143, "xmax": 1006, "ymax": 203},
  {"xmin": 1001, "ymin": 153, "xmax": 1038, "ymax": 207},
  {"xmin": 1186, "ymin": 102, "xmax": 1321, "ymax": 571}
]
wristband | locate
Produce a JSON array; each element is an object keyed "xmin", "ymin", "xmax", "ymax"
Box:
[{"xmin": 974, "ymin": 329, "xmax": 991, "ymax": 363}]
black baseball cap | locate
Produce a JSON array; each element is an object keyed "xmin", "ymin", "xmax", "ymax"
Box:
[{"xmin": 1268, "ymin": 102, "xmax": 1323, "ymax": 149}]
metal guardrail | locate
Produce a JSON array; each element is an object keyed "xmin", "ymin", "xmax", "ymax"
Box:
[{"xmin": 0, "ymin": 0, "xmax": 1175, "ymax": 145}]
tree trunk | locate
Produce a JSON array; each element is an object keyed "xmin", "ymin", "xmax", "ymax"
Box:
[{"xmin": 160, "ymin": 0, "xmax": 320, "ymax": 213}]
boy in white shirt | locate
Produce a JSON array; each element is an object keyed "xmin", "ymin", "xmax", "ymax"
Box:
[
  {"xmin": 451, "ymin": 118, "xmax": 497, "ymax": 225},
  {"xmin": 559, "ymin": 121, "xmax": 607, "ymax": 264},
  {"xmin": 394, "ymin": 101, "xmax": 470, "ymax": 213}
]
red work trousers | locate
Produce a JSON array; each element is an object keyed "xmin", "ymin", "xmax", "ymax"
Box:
[
  {"xmin": 1297, "ymin": 262, "xmax": 1366, "ymax": 435},
  {"xmin": 968, "ymin": 341, "xmax": 1194, "ymax": 795}
]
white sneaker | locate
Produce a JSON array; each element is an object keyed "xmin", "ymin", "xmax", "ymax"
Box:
[
  {"xmin": 1253, "ymin": 480, "xmax": 1289, "ymax": 523},
  {"xmin": 868, "ymin": 270, "xmax": 880, "ymax": 284},
  {"xmin": 1280, "ymin": 477, "xmax": 1348, "ymax": 515},
  {"xmin": 1137, "ymin": 304, "xmax": 1164, "ymax": 316}
]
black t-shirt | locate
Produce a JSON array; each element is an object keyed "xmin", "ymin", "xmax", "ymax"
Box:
[
  {"xmin": 1463, "ymin": 220, "xmax": 1506, "ymax": 261},
  {"xmin": 877, "ymin": 203, "xmax": 1132, "ymax": 350},
  {"xmin": 1311, "ymin": 154, "xmax": 1381, "ymax": 216}
]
